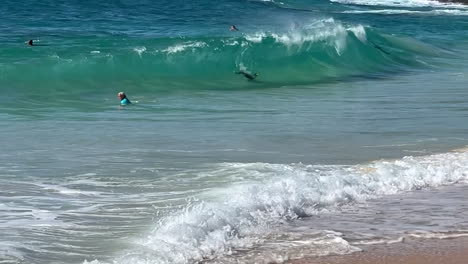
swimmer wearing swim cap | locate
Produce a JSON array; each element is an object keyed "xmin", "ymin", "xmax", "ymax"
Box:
[{"xmin": 117, "ymin": 92, "xmax": 131, "ymax": 105}]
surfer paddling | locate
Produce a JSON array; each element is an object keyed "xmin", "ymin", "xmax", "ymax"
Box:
[
  {"xmin": 235, "ymin": 70, "xmax": 258, "ymax": 80},
  {"xmin": 117, "ymin": 92, "xmax": 131, "ymax": 105},
  {"xmin": 27, "ymin": 40, "xmax": 34, "ymax": 46}
]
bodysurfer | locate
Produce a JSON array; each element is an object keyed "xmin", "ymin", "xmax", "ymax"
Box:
[
  {"xmin": 370, "ymin": 41, "xmax": 390, "ymax": 55},
  {"xmin": 235, "ymin": 70, "xmax": 258, "ymax": 80},
  {"xmin": 230, "ymin": 25, "xmax": 239, "ymax": 31}
]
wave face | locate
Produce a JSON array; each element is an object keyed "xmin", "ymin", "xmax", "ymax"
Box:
[
  {"xmin": 0, "ymin": 18, "xmax": 442, "ymax": 101},
  {"xmin": 86, "ymin": 151, "xmax": 468, "ymax": 264}
]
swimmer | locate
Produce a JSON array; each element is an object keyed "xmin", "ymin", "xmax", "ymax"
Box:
[
  {"xmin": 230, "ymin": 25, "xmax": 239, "ymax": 31},
  {"xmin": 117, "ymin": 92, "xmax": 131, "ymax": 105},
  {"xmin": 26, "ymin": 39, "xmax": 47, "ymax": 46},
  {"xmin": 235, "ymin": 70, "xmax": 258, "ymax": 80}
]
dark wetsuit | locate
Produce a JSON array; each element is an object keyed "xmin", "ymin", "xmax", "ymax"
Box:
[{"xmin": 236, "ymin": 71, "xmax": 258, "ymax": 80}]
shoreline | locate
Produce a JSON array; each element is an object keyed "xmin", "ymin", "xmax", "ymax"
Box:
[{"xmin": 289, "ymin": 236, "xmax": 468, "ymax": 264}]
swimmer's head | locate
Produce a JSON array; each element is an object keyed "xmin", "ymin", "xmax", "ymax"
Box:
[{"xmin": 117, "ymin": 92, "xmax": 126, "ymax": 99}]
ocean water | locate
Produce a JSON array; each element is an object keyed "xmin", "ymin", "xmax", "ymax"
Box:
[{"xmin": 1, "ymin": 0, "xmax": 468, "ymax": 263}]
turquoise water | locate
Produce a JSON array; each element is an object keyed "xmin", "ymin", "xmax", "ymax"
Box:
[{"xmin": 1, "ymin": 0, "xmax": 468, "ymax": 263}]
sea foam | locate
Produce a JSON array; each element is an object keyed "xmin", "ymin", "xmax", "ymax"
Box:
[
  {"xmin": 331, "ymin": 0, "xmax": 468, "ymax": 8},
  {"xmin": 95, "ymin": 150, "xmax": 468, "ymax": 264},
  {"xmin": 343, "ymin": 9, "xmax": 468, "ymax": 15},
  {"xmin": 243, "ymin": 19, "xmax": 368, "ymax": 55}
]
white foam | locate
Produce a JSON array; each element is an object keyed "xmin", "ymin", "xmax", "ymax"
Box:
[
  {"xmin": 83, "ymin": 260, "xmax": 105, "ymax": 264},
  {"xmin": 409, "ymin": 230, "xmax": 468, "ymax": 239},
  {"xmin": 244, "ymin": 32, "xmax": 267, "ymax": 43},
  {"xmin": 133, "ymin": 46, "xmax": 146, "ymax": 57},
  {"xmin": 348, "ymin": 25, "xmax": 367, "ymax": 42},
  {"xmin": 35, "ymin": 182, "xmax": 103, "ymax": 196},
  {"xmin": 111, "ymin": 151, "xmax": 468, "ymax": 263},
  {"xmin": 355, "ymin": 230, "xmax": 468, "ymax": 246},
  {"xmin": 0, "ymin": 207, "xmax": 67, "ymax": 229},
  {"xmin": 213, "ymin": 231, "xmax": 361, "ymax": 263},
  {"xmin": 221, "ymin": 39, "xmax": 239, "ymax": 46},
  {"xmin": 343, "ymin": 9, "xmax": 468, "ymax": 15},
  {"xmin": 161, "ymin": 41, "xmax": 207, "ymax": 54},
  {"xmin": 243, "ymin": 19, "xmax": 368, "ymax": 55},
  {"xmin": 353, "ymin": 236, "xmax": 405, "ymax": 245},
  {"xmin": 332, "ymin": 0, "xmax": 468, "ymax": 8}
]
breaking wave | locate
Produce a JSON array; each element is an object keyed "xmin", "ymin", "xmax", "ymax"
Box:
[
  {"xmin": 85, "ymin": 150, "xmax": 468, "ymax": 263},
  {"xmin": 0, "ymin": 18, "xmax": 443, "ymax": 102}
]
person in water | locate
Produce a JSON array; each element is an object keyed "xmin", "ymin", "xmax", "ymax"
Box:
[
  {"xmin": 117, "ymin": 92, "xmax": 131, "ymax": 105},
  {"xmin": 235, "ymin": 70, "xmax": 258, "ymax": 80},
  {"xmin": 370, "ymin": 41, "xmax": 390, "ymax": 55},
  {"xmin": 230, "ymin": 25, "xmax": 239, "ymax": 31},
  {"xmin": 28, "ymin": 40, "xmax": 34, "ymax": 46}
]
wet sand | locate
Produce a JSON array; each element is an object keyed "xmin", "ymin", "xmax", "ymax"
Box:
[{"xmin": 290, "ymin": 237, "xmax": 468, "ymax": 264}]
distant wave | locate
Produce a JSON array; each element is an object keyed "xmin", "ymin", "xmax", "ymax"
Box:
[
  {"xmin": 331, "ymin": 0, "xmax": 468, "ymax": 8},
  {"xmin": 342, "ymin": 8, "xmax": 468, "ymax": 15}
]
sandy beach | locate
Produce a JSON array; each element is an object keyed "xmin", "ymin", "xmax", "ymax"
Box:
[{"xmin": 290, "ymin": 237, "xmax": 468, "ymax": 264}]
